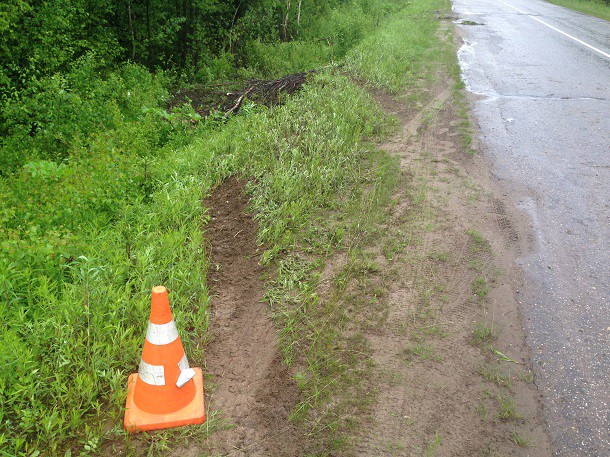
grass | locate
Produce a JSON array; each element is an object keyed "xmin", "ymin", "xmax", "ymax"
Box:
[
  {"xmin": 466, "ymin": 229, "xmax": 491, "ymax": 254},
  {"xmin": 517, "ymin": 371, "xmax": 535, "ymax": 383},
  {"xmin": 265, "ymin": 2, "xmax": 458, "ymax": 450},
  {"xmin": 0, "ymin": 69, "xmax": 393, "ymax": 455},
  {"xmin": 544, "ymin": 0, "xmax": 610, "ymax": 21},
  {"xmin": 346, "ymin": 0, "xmax": 446, "ymax": 92},
  {"xmin": 403, "ymin": 342, "xmax": 439, "ymax": 363},
  {"xmin": 425, "ymin": 432, "xmax": 442, "ymax": 456},
  {"xmin": 476, "ymin": 403, "xmax": 489, "ymax": 421},
  {"xmin": 496, "ymin": 395, "xmax": 523, "ymax": 422},
  {"xmin": 266, "ymin": 145, "xmax": 401, "ymax": 450},
  {"xmin": 511, "ymin": 430, "xmax": 532, "ymax": 447},
  {"xmin": 472, "ymin": 276, "xmax": 490, "ymax": 299},
  {"xmin": 472, "ymin": 322, "xmax": 498, "ymax": 346},
  {"xmin": 429, "ymin": 250, "xmax": 448, "ymax": 262},
  {"xmin": 479, "ymin": 364, "xmax": 513, "ymax": 388}
]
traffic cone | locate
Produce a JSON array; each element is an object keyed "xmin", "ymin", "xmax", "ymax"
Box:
[{"xmin": 124, "ymin": 286, "xmax": 205, "ymax": 432}]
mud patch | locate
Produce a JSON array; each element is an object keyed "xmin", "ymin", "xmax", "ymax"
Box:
[{"xmin": 201, "ymin": 178, "xmax": 302, "ymax": 456}]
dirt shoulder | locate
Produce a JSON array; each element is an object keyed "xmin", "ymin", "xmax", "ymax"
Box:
[
  {"xmin": 194, "ymin": 77, "xmax": 555, "ymax": 456},
  {"xmin": 348, "ymin": 76, "xmax": 554, "ymax": 454}
]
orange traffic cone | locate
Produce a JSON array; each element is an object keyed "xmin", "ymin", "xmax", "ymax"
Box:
[{"xmin": 124, "ymin": 286, "xmax": 205, "ymax": 432}]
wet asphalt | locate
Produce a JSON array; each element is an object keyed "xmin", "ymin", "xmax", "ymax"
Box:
[{"xmin": 452, "ymin": 0, "xmax": 610, "ymax": 454}]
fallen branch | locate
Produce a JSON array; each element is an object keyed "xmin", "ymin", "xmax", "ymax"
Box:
[
  {"xmin": 225, "ymin": 85, "xmax": 255, "ymax": 117},
  {"xmin": 169, "ymin": 70, "xmax": 316, "ymax": 118}
]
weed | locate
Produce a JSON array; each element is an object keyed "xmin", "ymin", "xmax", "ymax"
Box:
[
  {"xmin": 472, "ymin": 276, "xmax": 490, "ymax": 299},
  {"xmin": 516, "ymin": 371, "xmax": 534, "ymax": 383},
  {"xmin": 466, "ymin": 229, "xmax": 490, "ymax": 253},
  {"xmin": 491, "ymin": 349, "xmax": 522, "ymax": 365},
  {"xmin": 383, "ymin": 439, "xmax": 407, "ymax": 452},
  {"xmin": 430, "ymin": 250, "xmax": 448, "ymax": 262},
  {"xmin": 479, "ymin": 364, "xmax": 512, "ymax": 388},
  {"xmin": 481, "ymin": 446, "xmax": 500, "ymax": 457},
  {"xmin": 467, "ymin": 258, "xmax": 485, "ymax": 272},
  {"xmin": 425, "ymin": 431, "xmax": 442, "ymax": 456},
  {"xmin": 511, "ymin": 430, "xmax": 532, "ymax": 447},
  {"xmin": 496, "ymin": 395, "xmax": 523, "ymax": 421},
  {"xmin": 382, "ymin": 236, "xmax": 408, "ymax": 261},
  {"xmin": 476, "ymin": 403, "xmax": 489, "ymax": 421},
  {"xmin": 472, "ymin": 322, "xmax": 497, "ymax": 346},
  {"xmin": 402, "ymin": 342, "xmax": 440, "ymax": 363},
  {"xmin": 411, "ymin": 324, "xmax": 447, "ymax": 341},
  {"xmin": 380, "ymin": 368, "xmax": 405, "ymax": 386}
]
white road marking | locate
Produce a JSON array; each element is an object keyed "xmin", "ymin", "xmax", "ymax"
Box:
[{"xmin": 497, "ymin": 0, "xmax": 610, "ymax": 59}]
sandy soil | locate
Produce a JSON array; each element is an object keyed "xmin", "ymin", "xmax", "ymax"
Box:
[{"xmin": 348, "ymin": 81, "xmax": 554, "ymax": 455}]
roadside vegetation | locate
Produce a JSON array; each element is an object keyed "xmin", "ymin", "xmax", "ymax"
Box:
[
  {"xmin": 1, "ymin": 0, "xmax": 550, "ymax": 453},
  {"xmin": 545, "ymin": 0, "xmax": 610, "ymax": 21},
  {"xmin": 0, "ymin": 0, "xmax": 449, "ymax": 454}
]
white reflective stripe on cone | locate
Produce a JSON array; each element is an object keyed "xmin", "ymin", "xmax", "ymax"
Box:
[
  {"xmin": 138, "ymin": 359, "xmax": 165, "ymax": 386},
  {"xmin": 178, "ymin": 353, "xmax": 189, "ymax": 370},
  {"xmin": 176, "ymin": 354, "xmax": 195, "ymax": 387},
  {"xmin": 146, "ymin": 320, "xmax": 179, "ymax": 345},
  {"xmin": 176, "ymin": 368, "xmax": 196, "ymax": 388}
]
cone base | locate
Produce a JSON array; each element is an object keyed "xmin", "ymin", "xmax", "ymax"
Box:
[{"xmin": 124, "ymin": 367, "xmax": 205, "ymax": 433}]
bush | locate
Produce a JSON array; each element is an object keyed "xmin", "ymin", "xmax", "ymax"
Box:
[{"xmin": 0, "ymin": 56, "xmax": 169, "ymax": 173}]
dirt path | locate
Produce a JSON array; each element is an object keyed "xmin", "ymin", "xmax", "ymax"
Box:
[
  {"xmin": 352, "ymin": 82, "xmax": 553, "ymax": 455},
  {"xmin": 201, "ymin": 178, "xmax": 302, "ymax": 456}
]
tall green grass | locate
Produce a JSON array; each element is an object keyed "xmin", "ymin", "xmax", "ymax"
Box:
[
  {"xmin": 241, "ymin": 0, "xmax": 402, "ymax": 78},
  {"xmin": 0, "ymin": 71, "xmax": 388, "ymax": 454},
  {"xmin": 0, "ymin": 0, "xmax": 451, "ymax": 453},
  {"xmin": 346, "ymin": 0, "xmax": 447, "ymax": 92}
]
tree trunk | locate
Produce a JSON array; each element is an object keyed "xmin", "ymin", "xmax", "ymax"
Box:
[
  {"xmin": 127, "ymin": 0, "xmax": 136, "ymax": 61},
  {"xmin": 178, "ymin": 0, "xmax": 189, "ymax": 67},
  {"xmin": 297, "ymin": 0, "xmax": 302, "ymax": 28},
  {"xmin": 145, "ymin": 0, "xmax": 151, "ymax": 41},
  {"xmin": 283, "ymin": 0, "xmax": 291, "ymax": 42},
  {"xmin": 228, "ymin": 2, "xmax": 242, "ymax": 53},
  {"xmin": 145, "ymin": 0, "xmax": 151, "ymax": 66}
]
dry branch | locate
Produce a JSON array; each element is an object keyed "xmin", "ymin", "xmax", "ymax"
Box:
[{"xmin": 169, "ymin": 70, "xmax": 316, "ymax": 118}]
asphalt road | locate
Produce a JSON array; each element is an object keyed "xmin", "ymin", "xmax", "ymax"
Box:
[{"xmin": 452, "ymin": 0, "xmax": 610, "ymax": 454}]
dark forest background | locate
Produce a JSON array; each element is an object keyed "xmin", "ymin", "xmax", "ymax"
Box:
[{"xmin": 0, "ymin": 0, "xmax": 358, "ymax": 172}]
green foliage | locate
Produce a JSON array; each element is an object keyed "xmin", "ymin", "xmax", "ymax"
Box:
[
  {"xmin": 472, "ymin": 322, "xmax": 497, "ymax": 346},
  {"xmin": 245, "ymin": 40, "xmax": 331, "ymax": 77},
  {"xmin": 0, "ymin": 0, "xmax": 448, "ymax": 453},
  {"xmin": 305, "ymin": 0, "xmax": 399, "ymax": 58},
  {"xmin": 346, "ymin": 0, "xmax": 446, "ymax": 91},
  {"xmin": 1, "ymin": 59, "xmax": 169, "ymax": 173},
  {"xmin": 0, "ymin": 68, "xmax": 389, "ymax": 454},
  {"xmin": 241, "ymin": 0, "xmax": 404, "ymax": 77},
  {"xmin": 0, "ymin": 0, "xmax": 119, "ymax": 102},
  {"xmin": 193, "ymin": 52, "xmax": 237, "ymax": 84}
]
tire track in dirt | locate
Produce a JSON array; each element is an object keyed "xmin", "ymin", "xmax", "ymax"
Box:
[{"xmin": 201, "ymin": 178, "xmax": 302, "ymax": 456}]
